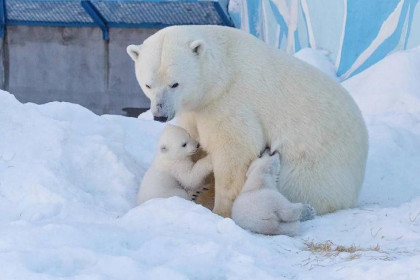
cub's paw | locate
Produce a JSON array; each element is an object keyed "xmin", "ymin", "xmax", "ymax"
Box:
[
  {"xmin": 266, "ymin": 153, "xmax": 281, "ymax": 175},
  {"xmin": 200, "ymin": 155, "xmax": 213, "ymax": 173},
  {"xmin": 189, "ymin": 190, "xmax": 201, "ymax": 201},
  {"xmin": 300, "ymin": 204, "xmax": 316, "ymax": 221},
  {"xmin": 258, "ymin": 147, "xmax": 271, "ymax": 158}
]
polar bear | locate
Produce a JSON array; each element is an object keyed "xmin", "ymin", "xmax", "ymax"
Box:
[
  {"xmin": 127, "ymin": 25, "xmax": 368, "ymax": 217},
  {"xmin": 137, "ymin": 124, "xmax": 212, "ymax": 204},
  {"xmin": 232, "ymin": 149, "xmax": 315, "ymax": 236}
]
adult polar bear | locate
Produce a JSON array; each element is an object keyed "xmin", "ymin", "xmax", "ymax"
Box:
[{"xmin": 127, "ymin": 25, "xmax": 368, "ymax": 217}]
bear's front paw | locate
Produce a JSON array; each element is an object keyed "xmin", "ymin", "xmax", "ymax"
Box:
[
  {"xmin": 201, "ymin": 155, "xmax": 213, "ymax": 172},
  {"xmin": 300, "ymin": 204, "xmax": 316, "ymax": 221}
]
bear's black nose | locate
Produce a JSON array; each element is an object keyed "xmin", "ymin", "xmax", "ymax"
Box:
[
  {"xmin": 196, "ymin": 143, "xmax": 200, "ymax": 149},
  {"xmin": 154, "ymin": 116, "xmax": 168, "ymax": 122}
]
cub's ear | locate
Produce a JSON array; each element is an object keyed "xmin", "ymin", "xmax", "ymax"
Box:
[
  {"xmin": 189, "ymin": 40, "xmax": 205, "ymax": 56},
  {"xmin": 126, "ymin": 44, "xmax": 143, "ymax": 61},
  {"xmin": 160, "ymin": 145, "xmax": 168, "ymax": 153}
]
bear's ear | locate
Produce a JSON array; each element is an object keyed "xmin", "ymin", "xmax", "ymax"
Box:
[
  {"xmin": 160, "ymin": 145, "xmax": 168, "ymax": 153},
  {"xmin": 189, "ymin": 40, "xmax": 205, "ymax": 56},
  {"xmin": 126, "ymin": 44, "xmax": 142, "ymax": 61}
]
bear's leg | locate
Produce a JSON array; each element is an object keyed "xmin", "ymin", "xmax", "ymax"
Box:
[
  {"xmin": 212, "ymin": 148, "xmax": 253, "ymax": 217},
  {"xmin": 276, "ymin": 203, "xmax": 303, "ymax": 222},
  {"xmin": 194, "ymin": 181, "xmax": 215, "ymax": 210},
  {"xmin": 275, "ymin": 222, "xmax": 300, "ymax": 237},
  {"xmin": 213, "ymin": 171, "xmax": 245, "ymax": 217}
]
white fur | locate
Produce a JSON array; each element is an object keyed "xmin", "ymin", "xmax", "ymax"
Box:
[
  {"xmin": 137, "ymin": 124, "xmax": 212, "ymax": 204},
  {"xmin": 232, "ymin": 151, "xmax": 308, "ymax": 236},
  {"xmin": 127, "ymin": 25, "xmax": 368, "ymax": 217}
]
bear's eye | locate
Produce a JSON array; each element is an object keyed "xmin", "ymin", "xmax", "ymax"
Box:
[
  {"xmin": 182, "ymin": 142, "xmax": 187, "ymax": 147},
  {"xmin": 170, "ymin": 83, "xmax": 179, "ymax": 88},
  {"xmin": 145, "ymin": 84, "xmax": 151, "ymax": 89}
]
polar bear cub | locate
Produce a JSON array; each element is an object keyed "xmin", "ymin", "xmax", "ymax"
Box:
[
  {"xmin": 137, "ymin": 124, "xmax": 212, "ymax": 204},
  {"xmin": 232, "ymin": 149, "xmax": 315, "ymax": 236}
]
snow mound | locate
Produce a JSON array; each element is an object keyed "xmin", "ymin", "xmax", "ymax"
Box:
[
  {"xmin": 138, "ymin": 108, "xmax": 154, "ymax": 120},
  {"xmin": 0, "ymin": 92, "xmax": 164, "ymax": 222},
  {"xmin": 343, "ymin": 46, "xmax": 420, "ymax": 207},
  {"xmin": 0, "ymin": 46, "xmax": 419, "ymax": 279},
  {"xmin": 343, "ymin": 46, "xmax": 420, "ymax": 117},
  {"xmin": 138, "ymin": 109, "xmax": 177, "ymax": 125},
  {"xmin": 294, "ymin": 48, "xmax": 339, "ymax": 81}
]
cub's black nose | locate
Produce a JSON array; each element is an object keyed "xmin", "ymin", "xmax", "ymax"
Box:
[
  {"xmin": 154, "ymin": 116, "xmax": 168, "ymax": 122},
  {"xmin": 196, "ymin": 143, "xmax": 200, "ymax": 149}
]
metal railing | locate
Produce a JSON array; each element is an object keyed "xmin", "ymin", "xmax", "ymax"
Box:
[{"xmin": 0, "ymin": 0, "xmax": 233, "ymax": 40}]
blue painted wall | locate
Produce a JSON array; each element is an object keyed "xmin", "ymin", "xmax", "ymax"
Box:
[{"xmin": 228, "ymin": 0, "xmax": 420, "ymax": 79}]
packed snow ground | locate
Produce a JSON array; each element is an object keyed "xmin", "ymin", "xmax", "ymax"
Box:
[{"xmin": 0, "ymin": 47, "xmax": 419, "ymax": 279}]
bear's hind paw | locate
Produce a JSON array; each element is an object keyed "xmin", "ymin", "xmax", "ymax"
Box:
[{"xmin": 300, "ymin": 204, "xmax": 316, "ymax": 221}]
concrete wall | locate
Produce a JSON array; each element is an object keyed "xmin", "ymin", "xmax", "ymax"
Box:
[{"xmin": 1, "ymin": 26, "xmax": 158, "ymax": 115}]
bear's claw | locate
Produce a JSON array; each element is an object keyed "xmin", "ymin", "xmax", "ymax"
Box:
[{"xmin": 258, "ymin": 147, "xmax": 270, "ymax": 158}]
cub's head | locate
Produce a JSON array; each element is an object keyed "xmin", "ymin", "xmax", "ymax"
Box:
[
  {"xmin": 246, "ymin": 149, "xmax": 281, "ymax": 178},
  {"xmin": 157, "ymin": 124, "xmax": 200, "ymax": 160},
  {"xmin": 127, "ymin": 27, "xmax": 216, "ymax": 123}
]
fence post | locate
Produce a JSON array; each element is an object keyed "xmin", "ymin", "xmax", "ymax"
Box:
[
  {"xmin": 0, "ymin": 0, "xmax": 6, "ymax": 38},
  {"xmin": 81, "ymin": 0, "xmax": 109, "ymax": 40}
]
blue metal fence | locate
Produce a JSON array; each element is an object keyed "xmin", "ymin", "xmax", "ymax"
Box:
[{"xmin": 0, "ymin": 0, "xmax": 233, "ymax": 40}]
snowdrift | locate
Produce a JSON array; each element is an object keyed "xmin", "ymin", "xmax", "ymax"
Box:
[{"xmin": 0, "ymin": 47, "xmax": 419, "ymax": 279}]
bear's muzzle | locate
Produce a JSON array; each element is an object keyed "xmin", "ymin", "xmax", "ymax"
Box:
[{"xmin": 154, "ymin": 116, "xmax": 169, "ymax": 122}]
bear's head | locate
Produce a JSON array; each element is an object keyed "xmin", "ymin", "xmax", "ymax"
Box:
[
  {"xmin": 157, "ymin": 124, "xmax": 200, "ymax": 161},
  {"xmin": 127, "ymin": 26, "xmax": 225, "ymax": 122}
]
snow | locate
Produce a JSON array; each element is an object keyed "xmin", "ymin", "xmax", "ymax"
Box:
[
  {"xmin": 294, "ymin": 48, "xmax": 340, "ymax": 81},
  {"xmin": 1, "ymin": 47, "xmax": 420, "ymax": 279},
  {"xmin": 138, "ymin": 108, "xmax": 154, "ymax": 120},
  {"xmin": 343, "ymin": 46, "xmax": 420, "ymax": 208}
]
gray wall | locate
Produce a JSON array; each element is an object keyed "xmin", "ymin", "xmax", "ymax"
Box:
[{"xmin": 0, "ymin": 26, "xmax": 158, "ymax": 115}]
